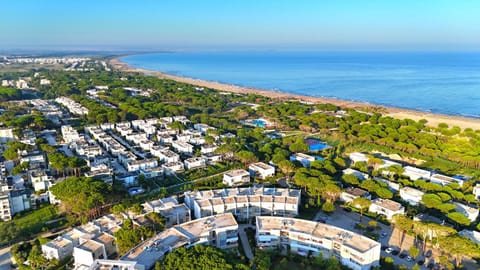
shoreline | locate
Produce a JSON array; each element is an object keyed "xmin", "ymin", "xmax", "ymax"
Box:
[{"xmin": 110, "ymin": 57, "xmax": 480, "ymax": 131}]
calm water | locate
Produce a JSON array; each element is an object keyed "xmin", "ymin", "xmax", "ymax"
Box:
[{"xmin": 121, "ymin": 51, "xmax": 480, "ymax": 117}]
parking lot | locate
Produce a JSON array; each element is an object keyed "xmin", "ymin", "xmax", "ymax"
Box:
[{"xmin": 315, "ymin": 209, "xmax": 429, "ymax": 269}]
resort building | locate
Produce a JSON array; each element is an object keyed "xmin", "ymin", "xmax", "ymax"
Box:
[
  {"xmin": 162, "ymin": 161, "xmax": 184, "ymax": 175},
  {"xmin": 342, "ymin": 168, "xmax": 369, "ymax": 181},
  {"xmin": 349, "ymin": 152, "xmax": 369, "ymax": 164},
  {"xmin": 256, "ymin": 216, "xmax": 381, "ymax": 270},
  {"xmin": 368, "ymin": 198, "xmax": 405, "ymax": 220},
  {"xmin": 290, "ymin": 153, "xmax": 316, "ymax": 167},
  {"xmin": 459, "ymin": 230, "xmax": 480, "ymax": 245},
  {"xmin": 222, "ymin": 169, "xmax": 251, "ymax": 186},
  {"xmin": 399, "ymin": 187, "xmax": 425, "ymax": 206},
  {"xmin": 402, "ymin": 166, "xmax": 431, "ymax": 181},
  {"xmin": 77, "ymin": 259, "xmax": 139, "ymax": 270},
  {"xmin": 340, "ymin": 187, "xmax": 371, "ymax": 203},
  {"xmin": 249, "ymin": 162, "xmax": 275, "ymax": 179},
  {"xmin": 184, "ymin": 186, "xmax": 301, "ymax": 220},
  {"xmin": 430, "ymin": 173, "xmax": 464, "ymax": 187},
  {"xmin": 142, "ymin": 197, "xmax": 191, "ymax": 228},
  {"xmin": 473, "ymin": 184, "xmax": 480, "ymax": 201},
  {"xmin": 454, "ymin": 202, "xmax": 479, "ymax": 222},
  {"xmin": 171, "ymin": 141, "xmax": 194, "ymax": 155},
  {"xmin": 184, "ymin": 157, "xmax": 206, "ymax": 170},
  {"xmin": 121, "ymin": 213, "xmax": 238, "ymax": 270},
  {"xmin": 154, "ymin": 149, "xmax": 180, "ymax": 163}
]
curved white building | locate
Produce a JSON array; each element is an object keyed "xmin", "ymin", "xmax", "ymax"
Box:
[{"xmin": 256, "ymin": 216, "xmax": 380, "ymax": 270}]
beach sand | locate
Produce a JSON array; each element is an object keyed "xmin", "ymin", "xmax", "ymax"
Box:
[{"xmin": 110, "ymin": 57, "xmax": 480, "ymax": 131}]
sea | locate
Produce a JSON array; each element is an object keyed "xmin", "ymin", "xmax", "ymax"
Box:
[{"xmin": 121, "ymin": 51, "xmax": 480, "ymax": 117}]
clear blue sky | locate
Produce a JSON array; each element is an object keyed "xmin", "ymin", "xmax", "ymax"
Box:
[{"xmin": 1, "ymin": 0, "xmax": 479, "ymax": 51}]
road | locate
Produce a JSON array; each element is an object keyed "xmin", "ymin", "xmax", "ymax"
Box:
[{"xmin": 0, "ymin": 247, "xmax": 11, "ymax": 270}]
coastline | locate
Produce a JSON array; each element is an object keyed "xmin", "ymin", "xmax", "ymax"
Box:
[{"xmin": 110, "ymin": 57, "xmax": 480, "ymax": 131}]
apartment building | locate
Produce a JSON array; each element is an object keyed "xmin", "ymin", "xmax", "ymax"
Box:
[
  {"xmin": 184, "ymin": 186, "xmax": 301, "ymax": 220},
  {"xmin": 171, "ymin": 141, "xmax": 194, "ymax": 155},
  {"xmin": 431, "ymin": 173, "xmax": 464, "ymax": 187},
  {"xmin": 121, "ymin": 213, "xmax": 238, "ymax": 270},
  {"xmin": 256, "ymin": 216, "xmax": 380, "ymax": 270},
  {"xmin": 403, "ymin": 166, "xmax": 431, "ymax": 181}
]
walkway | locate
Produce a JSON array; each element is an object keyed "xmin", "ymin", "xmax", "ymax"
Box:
[{"xmin": 238, "ymin": 224, "xmax": 254, "ymax": 260}]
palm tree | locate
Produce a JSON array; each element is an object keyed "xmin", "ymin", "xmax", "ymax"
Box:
[
  {"xmin": 278, "ymin": 160, "xmax": 295, "ymax": 184},
  {"xmin": 352, "ymin": 197, "xmax": 371, "ymax": 222},
  {"xmin": 392, "ymin": 214, "xmax": 412, "ymax": 248}
]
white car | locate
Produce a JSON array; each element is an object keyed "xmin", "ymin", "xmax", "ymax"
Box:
[
  {"xmin": 406, "ymin": 256, "xmax": 413, "ymax": 261},
  {"xmin": 385, "ymin": 247, "xmax": 393, "ymax": 254}
]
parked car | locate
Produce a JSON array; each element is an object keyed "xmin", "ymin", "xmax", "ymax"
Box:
[
  {"xmin": 399, "ymin": 251, "xmax": 408, "ymax": 258},
  {"xmin": 391, "ymin": 249, "xmax": 400, "ymax": 256},
  {"xmin": 406, "ymin": 255, "xmax": 413, "ymax": 261},
  {"xmin": 380, "ymin": 232, "xmax": 387, "ymax": 238},
  {"xmin": 417, "ymin": 259, "xmax": 425, "ymax": 266},
  {"xmin": 385, "ymin": 247, "xmax": 393, "ymax": 254},
  {"xmin": 425, "ymin": 250, "xmax": 433, "ymax": 258}
]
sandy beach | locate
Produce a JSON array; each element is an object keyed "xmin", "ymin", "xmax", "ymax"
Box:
[{"xmin": 110, "ymin": 57, "xmax": 480, "ymax": 131}]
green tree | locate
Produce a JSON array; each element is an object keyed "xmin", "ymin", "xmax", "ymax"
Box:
[
  {"xmin": 50, "ymin": 176, "xmax": 111, "ymax": 219},
  {"xmin": 342, "ymin": 174, "xmax": 360, "ymax": 186},
  {"xmin": 322, "ymin": 202, "xmax": 336, "ymax": 214},
  {"xmin": 438, "ymin": 236, "xmax": 480, "ymax": 267},
  {"xmin": 277, "ymin": 160, "xmax": 295, "ymax": 183},
  {"xmin": 447, "ymin": 212, "xmax": 470, "ymax": 227},
  {"xmin": 409, "ymin": 246, "xmax": 419, "ymax": 259},
  {"xmin": 392, "ymin": 214, "xmax": 413, "ymax": 248},
  {"xmin": 352, "ymin": 197, "xmax": 371, "ymax": 222},
  {"xmin": 236, "ymin": 150, "xmax": 258, "ymax": 166}
]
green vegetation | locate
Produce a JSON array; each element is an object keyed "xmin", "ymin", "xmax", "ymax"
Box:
[
  {"xmin": 0, "ymin": 205, "xmax": 62, "ymax": 246},
  {"xmin": 114, "ymin": 218, "xmax": 155, "ymax": 254},
  {"xmin": 49, "ymin": 176, "xmax": 112, "ymax": 221},
  {"xmin": 155, "ymin": 245, "xmax": 249, "ymax": 270}
]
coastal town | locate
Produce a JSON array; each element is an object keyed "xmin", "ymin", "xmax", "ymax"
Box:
[{"xmin": 0, "ymin": 56, "xmax": 480, "ymax": 270}]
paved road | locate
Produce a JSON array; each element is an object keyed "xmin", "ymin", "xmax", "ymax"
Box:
[
  {"xmin": 238, "ymin": 224, "xmax": 254, "ymax": 260},
  {"xmin": 0, "ymin": 247, "xmax": 11, "ymax": 270}
]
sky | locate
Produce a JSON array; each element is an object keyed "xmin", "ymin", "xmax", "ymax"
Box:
[{"xmin": 1, "ymin": 0, "xmax": 480, "ymax": 51}]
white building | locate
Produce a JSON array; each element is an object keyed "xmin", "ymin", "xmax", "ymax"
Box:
[
  {"xmin": 61, "ymin": 125, "xmax": 81, "ymax": 143},
  {"xmin": 349, "ymin": 152, "xmax": 369, "ymax": 164},
  {"xmin": 454, "ymin": 202, "xmax": 479, "ymax": 222},
  {"xmin": 171, "ymin": 141, "xmax": 194, "ymax": 155},
  {"xmin": 126, "ymin": 158, "xmax": 158, "ymax": 172},
  {"xmin": 0, "ymin": 192, "xmax": 12, "ymax": 221},
  {"xmin": 342, "ymin": 168, "xmax": 369, "ymax": 181},
  {"xmin": 184, "ymin": 186, "xmax": 301, "ymax": 220},
  {"xmin": 459, "ymin": 230, "xmax": 480, "ymax": 244},
  {"xmin": 153, "ymin": 148, "xmax": 180, "ymax": 163},
  {"xmin": 249, "ymin": 162, "xmax": 275, "ymax": 179},
  {"xmin": 42, "ymin": 236, "xmax": 75, "ymax": 261},
  {"xmin": 184, "ymin": 157, "xmax": 206, "ymax": 170},
  {"xmin": 121, "ymin": 213, "xmax": 238, "ymax": 270},
  {"xmin": 55, "ymin": 97, "xmax": 89, "ymax": 115},
  {"xmin": 474, "ymin": 184, "xmax": 480, "ymax": 201},
  {"xmin": 402, "ymin": 166, "xmax": 431, "ymax": 181},
  {"xmin": 0, "ymin": 128, "xmax": 15, "ymax": 143},
  {"xmin": 290, "ymin": 153, "xmax": 315, "ymax": 167},
  {"xmin": 223, "ymin": 169, "xmax": 250, "ymax": 186},
  {"xmin": 193, "ymin": 123, "xmax": 214, "ymax": 135},
  {"xmin": 162, "ymin": 161, "xmax": 184, "ymax": 175},
  {"xmin": 256, "ymin": 216, "xmax": 380, "ymax": 270},
  {"xmin": 201, "ymin": 144, "xmax": 218, "ymax": 154},
  {"xmin": 340, "ymin": 187, "xmax": 371, "ymax": 203},
  {"xmin": 368, "ymin": 198, "xmax": 405, "ymax": 220},
  {"xmin": 399, "ymin": 187, "xmax": 424, "ymax": 206},
  {"xmin": 142, "ymin": 197, "xmax": 191, "ymax": 228},
  {"xmin": 431, "ymin": 173, "xmax": 464, "ymax": 187}
]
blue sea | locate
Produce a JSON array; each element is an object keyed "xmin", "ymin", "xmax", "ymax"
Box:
[{"xmin": 121, "ymin": 51, "xmax": 480, "ymax": 117}]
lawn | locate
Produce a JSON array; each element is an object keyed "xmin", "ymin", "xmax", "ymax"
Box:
[{"xmin": 0, "ymin": 204, "xmax": 63, "ymax": 245}]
